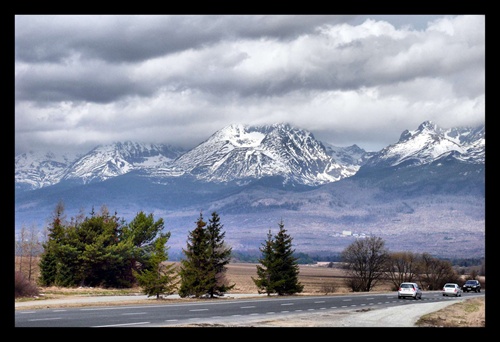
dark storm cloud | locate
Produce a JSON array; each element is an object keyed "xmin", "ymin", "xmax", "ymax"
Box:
[
  {"xmin": 15, "ymin": 15, "xmax": 353, "ymax": 64},
  {"xmin": 15, "ymin": 15, "xmax": 485, "ymax": 155},
  {"xmin": 15, "ymin": 15, "xmax": 356, "ymax": 104}
]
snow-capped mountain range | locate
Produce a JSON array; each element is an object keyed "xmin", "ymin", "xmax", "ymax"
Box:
[
  {"xmin": 14, "ymin": 121, "xmax": 485, "ymax": 259},
  {"xmin": 16, "ymin": 121, "xmax": 483, "ymax": 191},
  {"xmin": 15, "ymin": 141, "xmax": 185, "ymax": 190}
]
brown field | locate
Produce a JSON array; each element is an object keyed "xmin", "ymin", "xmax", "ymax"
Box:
[
  {"xmin": 225, "ymin": 262, "xmax": 394, "ymax": 294},
  {"xmin": 15, "ymin": 257, "xmax": 391, "ymax": 295}
]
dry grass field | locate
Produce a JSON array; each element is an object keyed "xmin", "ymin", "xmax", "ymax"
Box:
[
  {"xmin": 15, "ymin": 257, "xmax": 390, "ymax": 295},
  {"xmin": 15, "ymin": 261, "xmax": 375, "ymax": 297},
  {"xmin": 225, "ymin": 262, "xmax": 371, "ymax": 294}
]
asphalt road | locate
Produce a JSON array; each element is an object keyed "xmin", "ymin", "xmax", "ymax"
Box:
[{"xmin": 14, "ymin": 291, "xmax": 484, "ymax": 328}]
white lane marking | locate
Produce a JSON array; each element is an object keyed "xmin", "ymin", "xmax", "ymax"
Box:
[
  {"xmin": 121, "ymin": 312, "xmax": 147, "ymax": 315},
  {"xmin": 94, "ymin": 321, "xmax": 150, "ymax": 327}
]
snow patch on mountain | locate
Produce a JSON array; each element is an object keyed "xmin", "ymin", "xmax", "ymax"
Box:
[
  {"xmin": 15, "ymin": 150, "xmax": 80, "ymax": 190},
  {"xmin": 362, "ymin": 121, "xmax": 484, "ymax": 169},
  {"xmin": 158, "ymin": 123, "xmax": 352, "ymax": 185},
  {"xmin": 223, "ymin": 123, "xmax": 266, "ymax": 147}
]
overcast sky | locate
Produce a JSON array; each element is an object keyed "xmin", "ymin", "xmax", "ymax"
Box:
[{"xmin": 14, "ymin": 15, "xmax": 485, "ymax": 155}]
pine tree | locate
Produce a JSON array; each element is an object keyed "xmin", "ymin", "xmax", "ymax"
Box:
[
  {"xmin": 38, "ymin": 204, "xmax": 169, "ymax": 289},
  {"xmin": 252, "ymin": 220, "xmax": 304, "ymax": 296},
  {"xmin": 133, "ymin": 233, "xmax": 179, "ymax": 299},
  {"xmin": 120, "ymin": 211, "xmax": 167, "ymax": 285},
  {"xmin": 205, "ymin": 211, "xmax": 235, "ymax": 297},
  {"xmin": 178, "ymin": 212, "xmax": 211, "ymax": 298}
]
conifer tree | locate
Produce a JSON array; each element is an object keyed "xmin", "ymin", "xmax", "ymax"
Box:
[
  {"xmin": 252, "ymin": 220, "xmax": 303, "ymax": 296},
  {"xmin": 205, "ymin": 211, "xmax": 235, "ymax": 297},
  {"xmin": 272, "ymin": 220, "xmax": 303, "ymax": 295},
  {"xmin": 38, "ymin": 204, "xmax": 170, "ymax": 289},
  {"xmin": 120, "ymin": 211, "xmax": 166, "ymax": 284},
  {"xmin": 39, "ymin": 201, "xmax": 67, "ymax": 286},
  {"xmin": 178, "ymin": 212, "xmax": 211, "ymax": 297},
  {"xmin": 252, "ymin": 229, "xmax": 276, "ymax": 295},
  {"xmin": 75, "ymin": 209, "xmax": 129, "ymax": 287},
  {"xmin": 178, "ymin": 211, "xmax": 234, "ymax": 298},
  {"xmin": 133, "ymin": 233, "xmax": 179, "ymax": 299}
]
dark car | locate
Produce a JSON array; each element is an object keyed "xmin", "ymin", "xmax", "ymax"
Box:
[{"xmin": 462, "ymin": 279, "xmax": 481, "ymax": 292}]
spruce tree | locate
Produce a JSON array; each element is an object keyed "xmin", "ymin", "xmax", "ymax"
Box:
[
  {"xmin": 205, "ymin": 211, "xmax": 235, "ymax": 297},
  {"xmin": 252, "ymin": 229, "xmax": 276, "ymax": 295},
  {"xmin": 38, "ymin": 201, "xmax": 67, "ymax": 286},
  {"xmin": 272, "ymin": 220, "xmax": 303, "ymax": 295},
  {"xmin": 178, "ymin": 212, "xmax": 211, "ymax": 298},
  {"xmin": 252, "ymin": 220, "xmax": 304, "ymax": 296},
  {"xmin": 178, "ymin": 211, "xmax": 234, "ymax": 298}
]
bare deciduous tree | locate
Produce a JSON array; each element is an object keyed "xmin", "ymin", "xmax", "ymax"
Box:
[
  {"xmin": 385, "ymin": 251, "xmax": 421, "ymax": 290},
  {"xmin": 341, "ymin": 236, "xmax": 389, "ymax": 292},
  {"xmin": 418, "ymin": 253, "xmax": 459, "ymax": 290},
  {"xmin": 16, "ymin": 226, "xmax": 28, "ymax": 273},
  {"xmin": 15, "ymin": 224, "xmax": 43, "ymax": 281}
]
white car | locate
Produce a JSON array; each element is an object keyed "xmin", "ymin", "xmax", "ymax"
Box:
[
  {"xmin": 442, "ymin": 283, "xmax": 462, "ymax": 297},
  {"xmin": 398, "ymin": 282, "xmax": 422, "ymax": 299}
]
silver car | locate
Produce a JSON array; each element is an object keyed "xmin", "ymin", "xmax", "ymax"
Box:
[
  {"xmin": 442, "ymin": 283, "xmax": 462, "ymax": 297},
  {"xmin": 398, "ymin": 282, "xmax": 422, "ymax": 299}
]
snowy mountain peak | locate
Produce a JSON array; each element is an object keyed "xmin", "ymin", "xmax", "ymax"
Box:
[
  {"xmin": 161, "ymin": 123, "xmax": 352, "ymax": 185},
  {"xmin": 16, "ymin": 142, "xmax": 185, "ymax": 189},
  {"xmin": 362, "ymin": 121, "xmax": 484, "ymax": 169},
  {"xmin": 216, "ymin": 124, "xmax": 266, "ymax": 148},
  {"xmin": 62, "ymin": 141, "xmax": 185, "ymax": 184},
  {"xmin": 15, "ymin": 150, "xmax": 80, "ymax": 191},
  {"xmin": 417, "ymin": 120, "xmax": 438, "ymax": 132}
]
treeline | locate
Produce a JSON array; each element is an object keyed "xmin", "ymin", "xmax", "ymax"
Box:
[
  {"xmin": 231, "ymin": 251, "xmax": 484, "ymax": 269},
  {"xmin": 231, "ymin": 251, "xmax": 320, "ymax": 264}
]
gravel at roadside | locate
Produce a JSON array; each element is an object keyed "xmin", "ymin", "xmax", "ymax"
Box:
[{"xmin": 160, "ymin": 300, "xmax": 461, "ymax": 327}]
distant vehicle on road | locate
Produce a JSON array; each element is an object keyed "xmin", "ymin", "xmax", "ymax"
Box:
[
  {"xmin": 398, "ymin": 282, "xmax": 422, "ymax": 300},
  {"xmin": 462, "ymin": 280, "xmax": 481, "ymax": 293},
  {"xmin": 442, "ymin": 283, "xmax": 462, "ymax": 297}
]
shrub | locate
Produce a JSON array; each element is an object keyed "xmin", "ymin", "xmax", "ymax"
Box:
[
  {"xmin": 320, "ymin": 284, "xmax": 336, "ymax": 295},
  {"xmin": 15, "ymin": 271, "xmax": 40, "ymax": 298}
]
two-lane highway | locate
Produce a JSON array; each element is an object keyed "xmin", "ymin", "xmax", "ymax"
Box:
[{"xmin": 15, "ymin": 291, "xmax": 484, "ymax": 327}]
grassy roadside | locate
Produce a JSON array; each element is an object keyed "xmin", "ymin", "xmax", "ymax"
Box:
[{"xmin": 415, "ymin": 297, "xmax": 485, "ymax": 327}]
